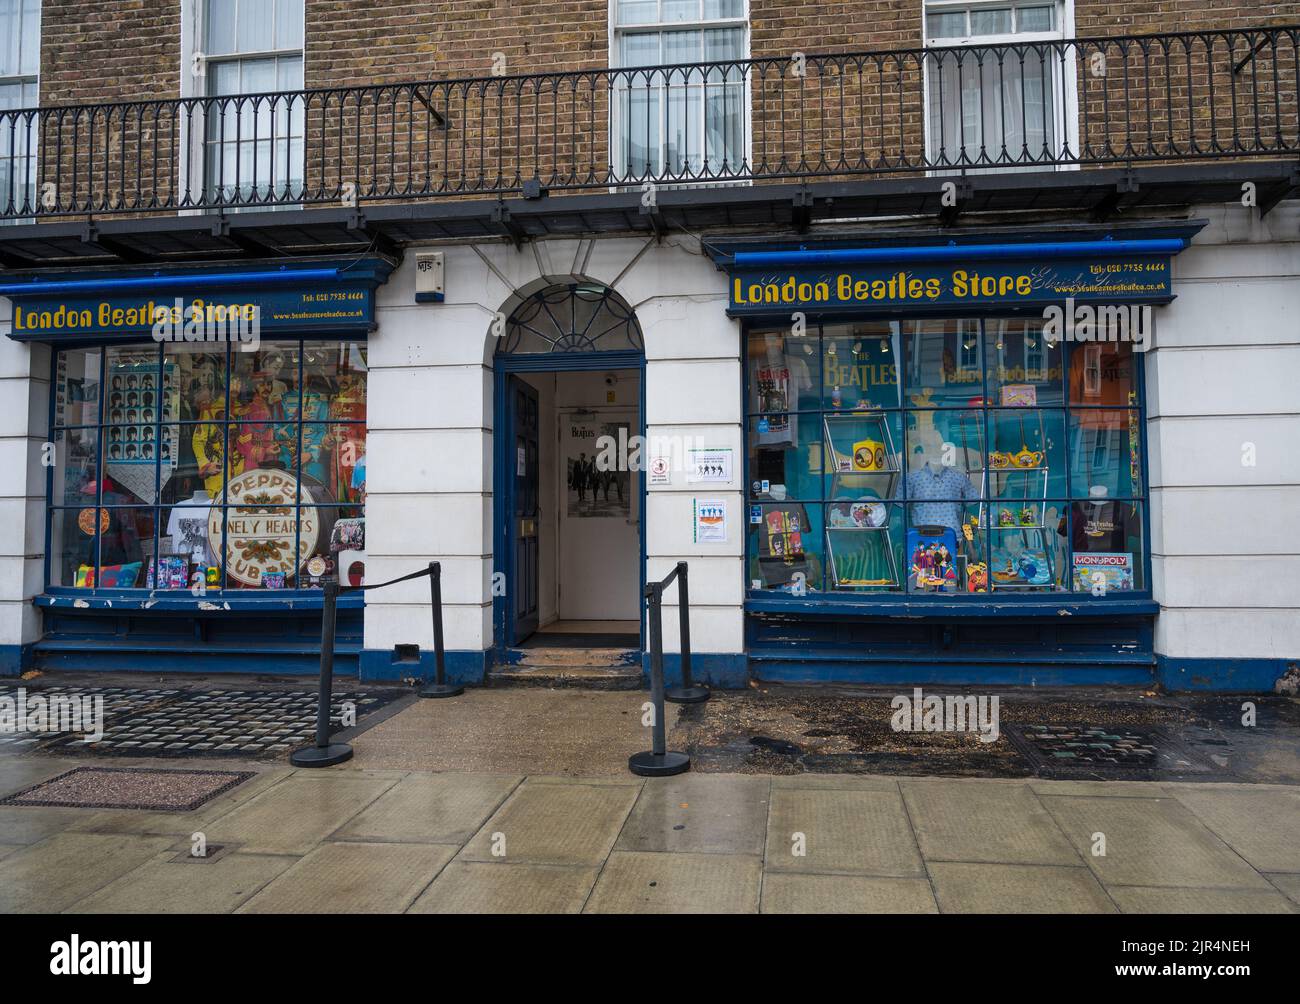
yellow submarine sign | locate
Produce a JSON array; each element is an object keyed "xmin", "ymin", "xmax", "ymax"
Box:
[{"xmin": 728, "ymin": 259, "xmax": 1171, "ymax": 314}]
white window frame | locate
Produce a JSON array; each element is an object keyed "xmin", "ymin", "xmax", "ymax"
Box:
[
  {"xmin": 608, "ymin": 0, "xmax": 752, "ymax": 189},
  {"xmin": 922, "ymin": 0, "xmax": 1078, "ymax": 173},
  {"xmin": 180, "ymin": 0, "xmax": 305, "ymax": 212},
  {"xmin": 0, "ymin": 0, "xmax": 40, "ymax": 218}
]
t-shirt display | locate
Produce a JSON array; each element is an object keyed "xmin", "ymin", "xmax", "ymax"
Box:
[
  {"xmin": 899, "ymin": 464, "xmax": 980, "ymax": 533},
  {"xmin": 1061, "ymin": 500, "xmax": 1133, "ymax": 552}
]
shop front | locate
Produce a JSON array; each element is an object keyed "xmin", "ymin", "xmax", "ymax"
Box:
[
  {"xmin": 714, "ymin": 223, "xmax": 1202, "ymax": 685},
  {"xmin": 4, "ymin": 256, "xmax": 393, "ymax": 674}
]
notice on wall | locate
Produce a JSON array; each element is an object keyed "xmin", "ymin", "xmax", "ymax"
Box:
[
  {"xmin": 686, "ymin": 447, "xmax": 732, "ymax": 484},
  {"xmin": 693, "ymin": 498, "xmax": 727, "ymax": 543},
  {"xmin": 648, "ymin": 456, "xmax": 671, "ymax": 486}
]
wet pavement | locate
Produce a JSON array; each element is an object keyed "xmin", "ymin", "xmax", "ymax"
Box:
[{"xmin": 0, "ymin": 674, "xmax": 1295, "ymax": 913}]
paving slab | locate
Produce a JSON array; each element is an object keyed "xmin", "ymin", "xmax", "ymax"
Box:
[
  {"xmin": 1265, "ymin": 872, "xmax": 1300, "ymax": 905},
  {"xmin": 929, "ymin": 862, "xmax": 1116, "ymax": 913},
  {"xmin": 0, "ymin": 757, "xmax": 81, "ymax": 797},
  {"xmin": 1168, "ymin": 785, "xmax": 1300, "ymax": 873},
  {"xmin": 584, "ymin": 850, "xmax": 761, "ymax": 913},
  {"xmin": 334, "ymin": 772, "xmax": 521, "ymax": 844},
  {"xmin": 760, "ymin": 873, "xmax": 938, "ymax": 914},
  {"xmin": 68, "ymin": 850, "xmax": 295, "ymax": 913},
  {"xmin": 349, "ymin": 689, "xmax": 655, "ymax": 775},
  {"xmin": 615, "ymin": 774, "xmax": 769, "ymax": 855},
  {"xmin": 408, "ymin": 861, "xmax": 598, "ymax": 914},
  {"xmin": 765, "ymin": 787, "xmax": 924, "ymax": 877},
  {"xmin": 0, "ymin": 805, "xmax": 85, "ymax": 845},
  {"xmin": 1028, "ymin": 779, "xmax": 1171, "ymax": 798},
  {"xmin": 239, "ymin": 841, "xmax": 456, "ymax": 913},
  {"xmin": 0, "ymin": 833, "xmax": 175, "ymax": 913},
  {"xmin": 1109, "ymin": 885, "xmax": 1297, "ymax": 914},
  {"xmin": 901, "ymin": 780, "xmax": 1079, "ymax": 865},
  {"xmin": 770, "ymin": 774, "xmax": 901, "ymax": 791},
  {"xmin": 203, "ymin": 774, "xmax": 398, "ymax": 855},
  {"xmin": 0, "ymin": 842, "xmax": 21, "ymax": 862},
  {"xmin": 1041, "ymin": 795, "xmax": 1272, "ymax": 889},
  {"xmin": 459, "ymin": 780, "xmax": 639, "ymax": 866}
]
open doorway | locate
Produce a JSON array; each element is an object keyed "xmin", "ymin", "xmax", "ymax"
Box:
[
  {"xmin": 516, "ymin": 368, "xmax": 640, "ymax": 649},
  {"xmin": 491, "ymin": 280, "xmax": 646, "ymax": 658}
]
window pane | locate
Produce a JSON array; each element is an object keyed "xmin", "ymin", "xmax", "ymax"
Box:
[
  {"xmin": 748, "ymin": 416, "xmax": 821, "ymax": 502},
  {"xmin": 1069, "ymin": 409, "xmax": 1141, "ymax": 498},
  {"xmin": 749, "ymin": 329, "xmax": 819, "ymax": 409},
  {"xmin": 822, "ymin": 322, "xmax": 900, "ymax": 409},
  {"xmin": 987, "ymin": 408, "xmax": 1066, "ymax": 503},
  {"xmin": 1069, "ymin": 500, "xmax": 1143, "ymax": 591},
  {"xmin": 986, "ymin": 317, "xmax": 1063, "ymax": 404},
  {"xmin": 828, "ymin": 502, "xmax": 902, "ymax": 591},
  {"xmin": 19, "ymin": 0, "xmax": 37, "ymax": 75},
  {"xmin": 56, "ymin": 348, "xmax": 102, "ymax": 428},
  {"xmin": 902, "ymin": 318, "xmax": 984, "ymax": 407},
  {"xmin": 662, "ymin": 0, "xmax": 698, "ymax": 22},
  {"xmin": 748, "ymin": 502, "xmax": 823, "ymax": 593},
  {"xmin": 53, "ymin": 428, "xmax": 99, "ymax": 506},
  {"xmin": 206, "ymin": 0, "xmax": 237, "ymax": 55},
  {"xmin": 1017, "ymin": 5, "xmax": 1055, "ymax": 32},
  {"xmin": 274, "ymin": 0, "xmax": 303, "ymax": 49},
  {"xmin": 704, "ymin": 26, "xmax": 744, "ymax": 62},
  {"xmin": 704, "ymin": 0, "xmax": 743, "ymax": 17},
  {"xmin": 276, "ymin": 54, "xmax": 304, "ymax": 90},
  {"xmin": 926, "ymin": 11, "xmax": 967, "ymax": 38},
  {"xmin": 663, "ymin": 29, "xmax": 700, "ymax": 64},
  {"xmin": 825, "ymin": 411, "xmax": 903, "ymax": 502},
  {"xmin": 970, "ymin": 7, "xmax": 1012, "ymax": 34},
  {"xmin": 620, "ymin": 32, "xmax": 661, "ymax": 67},
  {"xmin": 236, "ymin": 0, "xmax": 275, "ymax": 54},
  {"xmin": 1069, "ymin": 342, "xmax": 1136, "ymax": 409},
  {"xmin": 617, "ymin": 0, "xmax": 659, "ymax": 26}
]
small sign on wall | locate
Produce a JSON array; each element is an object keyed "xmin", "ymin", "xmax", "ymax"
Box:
[
  {"xmin": 693, "ymin": 498, "xmax": 727, "ymax": 543},
  {"xmin": 649, "ymin": 456, "xmax": 671, "ymax": 486},
  {"xmin": 686, "ymin": 448, "xmax": 732, "ymax": 484}
]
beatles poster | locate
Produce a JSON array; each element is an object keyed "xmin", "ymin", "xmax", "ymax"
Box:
[{"xmin": 565, "ymin": 418, "xmax": 631, "ymax": 519}]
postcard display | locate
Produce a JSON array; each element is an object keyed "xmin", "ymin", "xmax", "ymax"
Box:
[{"xmin": 103, "ymin": 351, "xmax": 180, "ymax": 502}]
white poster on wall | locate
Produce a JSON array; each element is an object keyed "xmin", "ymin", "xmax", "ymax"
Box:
[
  {"xmin": 686, "ymin": 447, "xmax": 732, "ymax": 484},
  {"xmin": 693, "ymin": 498, "xmax": 727, "ymax": 543}
]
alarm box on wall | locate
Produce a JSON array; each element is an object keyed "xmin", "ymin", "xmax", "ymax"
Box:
[{"xmin": 414, "ymin": 252, "xmax": 445, "ymax": 303}]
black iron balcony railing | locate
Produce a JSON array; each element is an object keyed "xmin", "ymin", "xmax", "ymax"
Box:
[{"xmin": 0, "ymin": 26, "xmax": 1296, "ymax": 220}]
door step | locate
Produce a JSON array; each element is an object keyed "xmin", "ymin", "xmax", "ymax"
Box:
[{"xmin": 491, "ymin": 647, "xmax": 643, "ymax": 690}]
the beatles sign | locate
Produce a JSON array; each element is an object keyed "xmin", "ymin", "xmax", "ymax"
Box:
[{"xmin": 728, "ymin": 257, "xmax": 1172, "ymax": 315}]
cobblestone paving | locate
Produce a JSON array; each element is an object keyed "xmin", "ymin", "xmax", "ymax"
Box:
[{"xmin": 0, "ymin": 684, "xmax": 405, "ymax": 759}]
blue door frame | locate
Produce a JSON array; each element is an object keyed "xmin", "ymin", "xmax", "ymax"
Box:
[{"xmin": 492, "ymin": 350, "xmax": 647, "ymax": 658}]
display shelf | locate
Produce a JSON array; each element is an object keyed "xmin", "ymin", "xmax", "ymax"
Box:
[{"xmin": 823, "ymin": 411, "xmax": 902, "ymax": 589}]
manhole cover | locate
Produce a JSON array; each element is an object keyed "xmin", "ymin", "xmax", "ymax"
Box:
[
  {"xmin": 1007, "ymin": 724, "xmax": 1212, "ymax": 775},
  {"xmin": 0, "ymin": 766, "xmax": 255, "ymax": 811}
]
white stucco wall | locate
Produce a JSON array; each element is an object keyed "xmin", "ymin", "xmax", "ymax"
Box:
[
  {"xmin": 365, "ymin": 235, "xmax": 745, "ymax": 657},
  {"xmin": 1149, "ymin": 202, "xmax": 1300, "ymax": 661}
]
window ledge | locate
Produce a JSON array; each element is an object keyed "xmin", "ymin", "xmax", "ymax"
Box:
[
  {"xmin": 34, "ymin": 591, "xmax": 363, "ymax": 613},
  {"xmin": 745, "ymin": 593, "xmax": 1157, "ymax": 618}
]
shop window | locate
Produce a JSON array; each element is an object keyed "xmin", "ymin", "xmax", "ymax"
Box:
[
  {"xmin": 0, "ymin": 0, "xmax": 38, "ymax": 217},
  {"xmin": 612, "ymin": 0, "xmax": 749, "ymax": 183},
  {"xmin": 923, "ymin": 0, "xmax": 1071, "ymax": 170},
  {"xmin": 744, "ymin": 319, "xmax": 1146, "ymax": 598},
  {"xmin": 200, "ymin": 0, "xmax": 304, "ymax": 206},
  {"xmin": 49, "ymin": 339, "xmax": 366, "ymax": 593}
]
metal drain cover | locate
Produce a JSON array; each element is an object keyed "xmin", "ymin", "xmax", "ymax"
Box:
[{"xmin": 1007, "ymin": 724, "xmax": 1213, "ymax": 776}]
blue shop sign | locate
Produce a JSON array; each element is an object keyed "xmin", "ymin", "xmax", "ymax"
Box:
[
  {"xmin": 728, "ymin": 256, "xmax": 1173, "ymax": 315},
  {"xmin": 2, "ymin": 258, "xmax": 393, "ymax": 341}
]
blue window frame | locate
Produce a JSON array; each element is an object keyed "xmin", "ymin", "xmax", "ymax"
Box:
[
  {"xmin": 46, "ymin": 336, "xmax": 367, "ymax": 598},
  {"xmin": 743, "ymin": 315, "xmax": 1151, "ymax": 606}
]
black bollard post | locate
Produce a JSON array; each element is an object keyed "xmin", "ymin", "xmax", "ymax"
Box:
[
  {"xmin": 420, "ymin": 561, "xmax": 464, "ymax": 698},
  {"xmin": 290, "ymin": 579, "xmax": 354, "ymax": 767},
  {"xmin": 665, "ymin": 561, "xmax": 710, "ymax": 704},
  {"xmin": 629, "ymin": 581, "xmax": 690, "ymax": 777}
]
